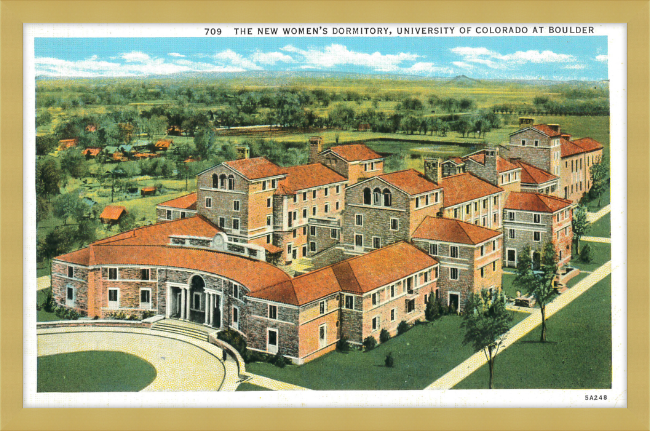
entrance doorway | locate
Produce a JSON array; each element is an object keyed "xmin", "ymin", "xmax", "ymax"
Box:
[
  {"xmin": 189, "ymin": 275, "xmax": 205, "ymax": 324},
  {"xmin": 268, "ymin": 329, "xmax": 278, "ymax": 354},
  {"xmin": 355, "ymin": 234, "xmax": 363, "ymax": 251},
  {"xmin": 449, "ymin": 293, "xmax": 460, "ymax": 313}
]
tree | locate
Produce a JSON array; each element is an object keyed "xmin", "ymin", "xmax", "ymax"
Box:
[
  {"xmin": 514, "ymin": 243, "xmax": 558, "ymax": 342},
  {"xmin": 461, "ymin": 290, "xmax": 512, "ymax": 389},
  {"xmin": 118, "ymin": 211, "xmax": 137, "ymax": 232},
  {"xmin": 425, "ymin": 293, "xmax": 440, "ymax": 321},
  {"xmin": 36, "ymin": 196, "xmax": 52, "ymax": 223},
  {"xmin": 37, "ymin": 226, "xmax": 75, "ymax": 263},
  {"xmin": 60, "ymin": 149, "xmax": 88, "ymax": 179},
  {"xmin": 572, "ymin": 205, "xmax": 589, "ymax": 254},
  {"xmin": 400, "ymin": 115, "xmax": 420, "ymax": 135},
  {"xmin": 589, "ymin": 157, "xmax": 608, "ymax": 208},
  {"xmin": 194, "ymin": 127, "xmax": 215, "ymax": 160},
  {"xmin": 36, "ymin": 158, "xmax": 62, "ymax": 197},
  {"xmin": 36, "ymin": 110, "xmax": 53, "ymax": 128},
  {"xmin": 53, "ymin": 192, "xmax": 89, "ymax": 225},
  {"xmin": 36, "ymin": 135, "xmax": 59, "ymax": 156},
  {"xmin": 75, "ymin": 218, "xmax": 99, "ymax": 247},
  {"xmin": 456, "ymin": 118, "xmax": 472, "ymax": 138}
]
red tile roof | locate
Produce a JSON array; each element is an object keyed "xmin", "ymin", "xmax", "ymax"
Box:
[
  {"xmin": 154, "ymin": 140, "xmax": 172, "ymax": 149},
  {"xmin": 464, "ymin": 152, "xmax": 519, "ymax": 173},
  {"xmin": 438, "ymin": 173, "xmax": 503, "ymax": 207},
  {"xmin": 56, "ymin": 247, "xmax": 91, "ymax": 266},
  {"xmin": 509, "ymin": 159, "xmax": 558, "ymax": 185},
  {"xmin": 277, "ymin": 163, "xmax": 347, "ymax": 194},
  {"xmin": 505, "ymin": 192, "xmax": 572, "ymax": 213},
  {"xmin": 445, "ymin": 157, "xmax": 464, "ymax": 165},
  {"xmin": 571, "ymin": 137, "xmax": 603, "ymax": 153},
  {"xmin": 377, "ymin": 169, "xmax": 442, "ymax": 196},
  {"xmin": 99, "ymin": 205, "xmax": 126, "ymax": 221},
  {"xmin": 412, "ymin": 216, "xmax": 501, "ymax": 245},
  {"xmin": 158, "ymin": 193, "xmax": 197, "ymax": 210},
  {"xmin": 224, "ymin": 157, "xmax": 286, "ymax": 180},
  {"xmin": 327, "ymin": 143, "xmax": 382, "ymax": 162},
  {"xmin": 81, "ymin": 147, "xmax": 101, "ymax": 157},
  {"xmin": 250, "ymin": 242, "xmax": 437, "ymax": 305},
  {"xmin": 532, "ymin": 124, "xmax": 562, "ymax": 137},
  {"xmin": 560, "ymin": 138, "xmax": 586, "ymax": 158}
]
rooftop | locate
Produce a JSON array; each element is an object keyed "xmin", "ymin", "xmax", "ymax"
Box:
[
  {"xmin": 412, "ymin": 216, "xmax": 501, "ymax": 245},
  {"xmin": 509, "ymin": 159, "xmax": 558, "ymax": 185},
  {"xmin": 326, "ymin": 143, "xmax": 383, "ymax": 162},
  {"xmin": 99, "ymin": 205, "xmax": 126, "ymax": 221},
  {"xmin": 277, "ymin": 163, "xmax": 347, "ymax": 194},
  {"xmin": 377, "ymin": 169, "xmax": 442, "ymax": 196},
  {"xmin": 158, "ymin": 192, "xmax": 197, "ymax": 210},
  {"xmin": 224, "ymin": 157, "xmax": 286, "ymax": 180},
  {"xmin": 464, "ymin": 152, "xmax": 519, "ymax": 173},
  {"xmin": 438, "ymin": 172, "xmax": 503, "ymax": 207},
  {"xmin": 505, "ymin": 191, "xmax": 573, "ymax": 213}
]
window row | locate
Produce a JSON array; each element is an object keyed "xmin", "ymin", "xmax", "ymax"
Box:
[
  {"xmin": 500, "ymin": 171, "xmax": 519, "ymax": 184},
  {"xmin": 218, "ymin": 216, "xmax": 241, "ymax": 231},
  {"xmin": 105, "ymin": 268, "xmax": 152, "ymax": 281},
  {"xmin": 507, "ymin": 211, "xmax": 542, "ymax": 224},
  {"xmin": 211, "ymin": 173, "xmax": 236, "ymax": 190},
  {"xmin": 204, "ymin": 198, "xmax": 240, "ymax": 212},
  {"xmin": 294, "ymin": 185, "xmax": 342, "ymax": 203},
  {"xmin": 165, "ymin": 210, "xmax": 190, "ymax": 220},
  {"xmin": 354, "ymin": 214, "xmax": 400, "ymax": 231},
  {"xmin": 105, "ymin": 287, "xmax": 152, "ymax": 309},
  {"xmin": 414, "ymin": 191, "xmax": 440, "ymax": 209}
]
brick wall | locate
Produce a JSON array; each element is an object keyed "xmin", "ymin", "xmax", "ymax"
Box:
[
  {"xmin": 51, "ymin": 261, "xmax": 89, "ymax": 315},
  {"xmin": 246, "ymin": 299, "xmax": 300, "ymax": 358},
  {"xmin": 307, "ymin": 223, "xmax": 341, "ymax": 257}
]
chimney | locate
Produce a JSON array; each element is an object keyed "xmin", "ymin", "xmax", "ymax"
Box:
[
  {"xmin": 519, "ymin": 117, "xmax": 534, "ymax": 127},
  {"xmin": 235, "ymin": 144, "xmax": 250, "ymax": 160},
  {"xmin": 308, "ymin": 136, "xmax": 323, "ymax": 164},
  {"xmin": 560, "ymin": 132, "xmax": 572, "ymax": 140},
  {"xmin": 485, "ymin": 148, "xmax": 497, "ymax": 172},
  {"xmin": 424, "ymin": 158, "xmax": 442, "ymax": 183},
  {"xmin": 548, "ymin": 124, "xmax": 561, "ymax": 134}
]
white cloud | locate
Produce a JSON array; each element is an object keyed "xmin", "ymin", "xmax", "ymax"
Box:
[
  {"xmin": 168, "ymin": 52, "xmax": 185, "ymax": 57},
  {"xmin": 400, "ymin": 62, "xmax": 453, "ymax": 76},
  {"xmin": 250, "ymin": 50, "xmax": 294, "ymax": 65},
  {"xmin": 214, "ymin": 49, "xmax": 262, "ymax": 70},
  {"xmin": 451, "ymin": 46, "xmax": 576, "ymax": 69},
  {"xmin": 500, "ymin": 50, "xmax": 575, "ymax": 63},
  {"xmin": 564, "ymin": 64, "xmax": 586, "ymax": 70},
  {"xmin": 596, "ymin": 54, "xmax": 608, "ymax": 63},
  {"xmin": 281, "ymin": 43, "xmax": 419, "ymax": 72},
  {"xmin": 121, "ymin": 51, "xmax": 151, "ymax": 63},
  {"xmin": 452, "ymin": 61, "xmax": 474, "ymax": 69}
]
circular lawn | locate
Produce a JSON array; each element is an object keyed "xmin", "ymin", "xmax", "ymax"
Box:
[{"xmin": 38, "ymin": 350, "xmax": 157, "ymax": 392}]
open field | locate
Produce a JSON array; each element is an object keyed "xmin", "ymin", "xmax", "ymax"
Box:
[
  {"xmin": 38, "ymin": 350, "xmax": 157, "ymax": 392},
  {"xmin": 588, "ymin": 212, "xmax": 611, "ymax": 238},
  {"xmin": 246, "ymin": 312, "xmax": 527, "ymax": 391},
  {"xmin": 454, "ymin": 275, "xmax": 611, "ymax": 389}
]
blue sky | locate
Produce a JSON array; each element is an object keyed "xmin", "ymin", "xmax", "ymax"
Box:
[{"xmin": 34, "ymin": 36, "xmax": 608, "ymax": 81}]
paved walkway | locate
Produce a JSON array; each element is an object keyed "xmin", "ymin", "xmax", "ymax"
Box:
[
  {"xmin": 37, "ymin": 326, "xmax": 240, "ymax": 391},
  {"xmin": 37, "ymin": 276, "xmax": 51, "ymax": 291},
  {"xmin": 586, "ymin": 204, "xmax": 611, "ymax": 223},
  {"xmin": 240, "ymin": 372, "xmax": 311, "ymax": 391},
  {"xmin": 425, "ymin": 260, "xmax": 611, "ymax": 390},
  {"xmin": 582, "ymin": 236, "xmax": 612, "ymax": 244}
]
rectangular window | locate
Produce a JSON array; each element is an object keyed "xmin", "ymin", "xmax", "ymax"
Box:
[
  {"xmin": 108, "ymin": 288, "xmax": 119, "ymax": 309},
  {"xmin": 266, "ymin": 197, "xmax": 271, "ymax": 208},
  {"xmin": 509, "ymin": 229, "xmax": 515, "ymax": 239},
  {"xmin": 434, "ymin": 192, "xmax": 439, "ymax": 203},
  {"xmin": 508, "ymin": 211, "xmax": 515, "ymax": 221},
  {"xmin": 233, "ymin": 200, "xmax": 240, "ymax": 211},
  {"xmin": 373, "ymin": 237, "xmax": 381, "ymax": 249},
  {"xmin": 474, "ymin": 202, "xmax": 478, "ymax": 212},
  {"xmin": 534, "ymin": 139, "xmax": 539, "ymax": 147},
  {"xmin": 372, "ymin": 316, "xmax": 379, "ymax": 331},
  {"xmin": 140, "ymin": 289, "xmax": 151, "ymax": 309},
  {"xmin": 483, "ymin": 199, "xmax": 487, "ymax": 209},
  {"xmin": 336, "ymin": 185, "xmax": 340, "ymax": 194},
  {"xmin": 450, "ymin": 267, "xmax": 459, "ymax": 280},
  {"xmin": 390, "ymin": 218, "xmax": 399, "ymax": 230},
  {"xmin": 407, "ymin": 299, "xmax": 416, "ymax": 313},
  {"xmin": 303, "ymin": 226, "xmax": 307, "ymax": 235},
  {"xmin": 355, "ymin": 214, "xmax": 363, "ymax": 226},
  {"xmin": 319, "ymin": 301, "xmax": 326, "ymax": 314},
  {"xmin": 534, "ymin": 231, "xmax": 541, "ymax": 242},
  {"xmin": 232, "ymin": 218, "xmax": 240, "ymax": 230},
  {"xmin": 219, "ymin": 217, "xmax": 225, "ymax": 228},
  {"xmin": 425, "ymin": 195, "xmax": 430, "ymax": 206},
  {"xmin": 324, "ymin": 204, "xmax": 330, "ymax": 214},
  {"xmin": 262, "ymin": 181, "xmax": 267, "ymax": 191},
  {"xmin": 480, "ymin": 267, "xmax": 485, "ymax": 278},
  {"xmin": 272, "ymin": 179, "xmax": 278, "ymax": 188},
  {"xmin": 204, "ymin": 197, "xmax": 212, "ymax": 208},
  {"xmin": 336, "ymin": 201, "xmax": 340, "ymax": 210},
  {"xmin": 302, "ymin": 192, "xmax": 307, "ymax": 201},
  {"xmin": 233, "ymin": 284, "xmax": 239, "ymax": 298},
  {"xmin": 269, "ymin": 305, "xmax": 277, "ymax": 320},
  {"xmin": 108, "ymin": 268, "xmax": 117, "ymax": 280},
  {"xmin": 331, "ymin": 229, "xmax": 337, "ymax": 239},
  {"xmin": 450, "ymin": 246, "xmax": 459, "ymax": 258},
  {"xmin": 267, "ymin": 234, "xmax": 272, "ymax": 244},
  {"xmin": 390, "ymin": 285, "xmax": 395, "ymax": 298},
  {"xmin": 266, "ymin": 215, "xmax": 272, "ymax": 226},
  {"xmin": 293, "ymin": 195, "xmax": 297, "ymax": 203},
  {"xmin": 310, "ymin": 241, "xmax": 316, "ymax": 252},
  {"xmin": 324, "ymin": 188, "xmax": 329, "ymax": 197},
  {"xmin": 310, "ymin": 226, "xmax": 316, "ymax": 236},
  {"xmin": 372, "ymin": 292, "xmax": 378, "ymax": 306},
  {"xmin": 521, "ymin": 139, "xmax": 526, "ymax": 146},
  {"xmin": 166, "ymin": 209, "xmax": 172, "ymax": 220},
  {"xmin": 319, "ymin": 325, "xmax": 327, "ymax": 348},
  {"xmin": 302, "ymin": 208, "xmax": 307, "ymax": 219},
  {"xmin": 313, "ymin": 190, "xmax": 317, "ymax": 199},
  {"xmin": 429, "ymin": 243, "xmax": 438, "ymax": 255},
  {"xmin": 345, "ymin": 295, "xmax": 354, "ymax": 309},
  {"xmin": 493, "ymin": 261, "xmax": 496, "ymax": 271},
  {"xmin": 312, "ymin": 206, "xmax": 317, "ymax": 216},
  {"xmin": 292, "ymin": 229, "xmax": 297, "ymax": 239},
  {"xmin": 534, "ymin": 214, "xmax": 541, "ymax": 223},
  {"xmin": 466, "ymin": 204, "xmax": 470, "ymax": 214},
  {"xmin": 391, "ymin": 308, "xmax": 396, "ymax": 322},
  {"xmin": 480, "ymin": 245, "xmax": 485, "ymax": 256},
  {"xmin": 454, "ymin": 208, "xmax": 459, "ymax": 218},
  {"xmin": 493, "ymin": 196, "xmax": 498, "ymax": 206},
  {"xmin": 67, "ymin": 266, "xmax": 74, "ymax": 278},
  {"xmin": 415, "ymin": 197, "xmax": 420, "ymax": 209},
  {"xmin": 141, "ymin": 269, "xmax": 150, "ymax": 280},
  {"xmin": 302, "ymin": 245, "xmax": 307, "ymax": 257}
]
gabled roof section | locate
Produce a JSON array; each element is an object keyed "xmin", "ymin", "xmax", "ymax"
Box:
[
  {"xmin": 99, "ymin": 205, "xmax": 126, "ymax": 221},
  {"xmin": 223, "ymin": 157, "xmax": 286, "ymax": 180},
  {"xmin": 438, "ymin": 173, "xmax": 503, "ymax": 207},
  {"xmin": 510, "ymin": 124, "xmax": 561, "ymax": 137},
  {"xmin": 325, "ymin": 143, "xmax": 383, "ymax": 162},
  {"xmin": 412, "ymin": 216, "xmax": 501, "ymax": 245},
  {"xmin": 444, "ymin": 157, "xmax": 464, "ymax": 165},
  {"xmin": 505, "ymin": 191, "xmax": 572, "ymax": 213},
  {"xmin": 158, "ymin": 192, "xmax": 197, "ymax": 210},
  {"xmin": 571, "ymin": 137, "xmax": 604, "ymax": 153},
  {"xmin": 55, "ymin": 247, "xmax": 91, "ymax": 266},
  {"xmin": 560, "ymin": 138, "xmax": 586, "ymax": 158},
  {"xmin": 377, "ymin": 169, "xmax": 442, "ymax": 196},
  {"xmin": 276, "ymin": 163, "xmax": 347, "ymax": 195},
  {"xmin": 509, "ymin": 159, "xmax": 558, "ymax": 185},
  {"xmin": 464, "ymin": 153, "xmax": 519, "ymax": 173}
]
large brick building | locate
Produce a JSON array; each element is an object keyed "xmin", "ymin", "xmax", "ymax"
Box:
[
  {"xmin": 412, "ymin": 217, "xmax": 503, "ymax": 311},
  {"xmin": 309, "ymin": 137, "xmax": 385, "ymax": 185}
]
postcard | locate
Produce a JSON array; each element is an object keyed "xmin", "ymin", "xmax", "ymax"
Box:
[{"xmin": 23, "ymin": 23, "xmax": 626, "ymax": 408}]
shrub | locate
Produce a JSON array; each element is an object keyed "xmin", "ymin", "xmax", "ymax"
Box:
[
  {"xmin": 363, "ymin": 336, "xmax": 377, "ymax": 351},
  {"xmin": 142, "ymin": 310, "xmax": 156, "ymax": 319},
  {"xmin": 336, "ymin": 336, "xmax": 351, "ymax": 352},
  {"xmin": 128, "ymin": 313, "xmax": 139, "ymax": 321},
  {"xmin": 43, "ymin": 290, "xmax": 57, "ymax": 313},
  {"xmin": 245, "ymin": 350, "xmax": 274, "ymax": 363},
  {"xmin": 425, "ymin": 295, "xmax": 441, "ymax": 321},
  {"xmin": 397, "ymin": 320, "xmax": 410, "ymax": 335},
  {"xmin": 439, "ymin": 301, "xmax": 450, "ymax": 316},
  {"xmin": 217, "ymin": 328, "xmax": 247, "ymax": 358},
  {"xmin": 68, "ymin": 309, "xmax": 80, "ymax": 320},
  {"xmin": 379, "ymin": 329, "xmax": 391, "ymax": 343},
  {"xmin": 384, "ymin": 352, "xmax": 394, "ymax": 368},
  {"xmin": 271, "ymin": 350, "xmax": 289, "ymax": 368},
  {"xmin": 55, "ymin": 306, "xmax": 66, "ymax": 318},
  {"xmin": 580, "ymin": 243, "xmax": 593, "ymax": 263}
]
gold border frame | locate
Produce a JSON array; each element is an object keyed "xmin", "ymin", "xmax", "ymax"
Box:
[{"xmin": 4, "ymin": 1, "xmax": 647, "ymax": 430}]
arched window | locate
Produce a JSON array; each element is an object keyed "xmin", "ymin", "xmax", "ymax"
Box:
[
  {"xmin": 373, "ymin": 188, "xmax": 382, "ymax": 206},
  {"xmin": 219, "ymin": 174, "xmax": 227, "ymax": 189},
  {"xmin": 228, "ymin": 175, "xmax": 235, "ymax": 190},
  {"xmin": 363, "ymin": 188, "xmax": 371, "ymax": 205},
  {"xmin": 212, "ymin": 174, "xmax": 219, "ymax": 189},
  {"xmin": 383, "ymin": 189, "xmax": 392, "ymax": 207}
]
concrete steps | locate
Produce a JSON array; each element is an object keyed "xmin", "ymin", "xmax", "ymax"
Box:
[{"xmin": 151, "ymin": 319, "xmax": 213, "ymax": 342}]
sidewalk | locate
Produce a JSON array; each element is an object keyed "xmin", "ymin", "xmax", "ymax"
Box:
[
  {"xmin": 586, "ymin": 204, "xmax": 611, "ymax": 223},
  {"xmin": 581, "ymin": 236, "xmax": 611, "ymax": 244},
  {"xmin": 37, "ymin": 276, "xmax": 51, "ymax": 290},
  {"xmin": 424, "ymin": 260, "xmax": 611, "ymax": 390}
]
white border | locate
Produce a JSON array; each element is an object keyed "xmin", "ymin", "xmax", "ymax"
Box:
[{"xmin": 24, "ymin": 23, "xmax": 626, "ymax": 409}]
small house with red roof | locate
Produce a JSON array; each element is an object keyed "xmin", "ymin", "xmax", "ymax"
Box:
[
  {"xmin": 503, "ymin": 191, "xmax": 574, "ymax": 268},
  {"xmin": 81, "ymin": 147, "xmax": 102, "ymax": 158},
  {"xmin": 58, "ymin": 138, "xmax": 79, "ymax": 151},
  {"xmin": 99, "ymin": 205, "xmax": 127, "ymax": 224},
  {"xmin": 154, "ymin": 139, "xmax": 173, "ymax": 151},
  {"xmin": 140, "ymin": 186, "xmax": 157, "ymax": 197},
  {"xmin": 156, "ymin": 192, "xmax": 198, "ymax": 221},
  {"xmin": 412, "ymin": 216, "xmax": 503, "ymax": 311}
]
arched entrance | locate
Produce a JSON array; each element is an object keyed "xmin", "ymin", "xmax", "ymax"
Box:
[{"xmin": 188, "ymin": 275, "xmax": 205, "ymax": 324}]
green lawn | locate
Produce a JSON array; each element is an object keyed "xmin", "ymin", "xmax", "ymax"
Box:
[
  {"xmin": 247, "ymin": 313, "xmax": 527, "ymax": 390},
  {"xmin": 588, "ymin": 212, "xmax": 611, "ymax": 238},
  {"xmin": 454, "ymin": 275, "xmax": 611, "ymax": 389},
  {"xmin": 582, "ymin": 183, "xmax": 611, "ymax": 213},
  {"xmin": 36, "ymin": 289, "xmax": 60, "ymax": 322},
  {"xmin": 236, "ymin": 383, "xmax": 272, "ymax": 391},
  {"xmin": 570, "ymin": 242, "xmax": 611, "ymax": 272},
  {"xmin": 38, "ymin": 351, "xmax": 157, "ymax": 392}
]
